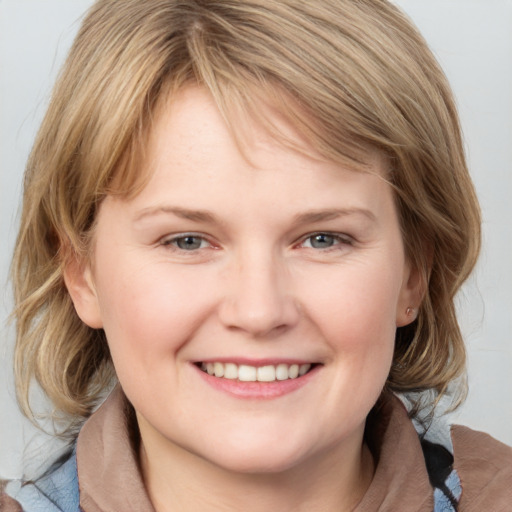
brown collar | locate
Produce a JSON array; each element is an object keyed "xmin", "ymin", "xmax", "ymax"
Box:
[
  {"xmin": 77, "ymin": 387, "xmax": 155, "ymax": 512},
  {"xmin": 77, "ymin": 388, "xmax": 433, "ymax": 512},
  {"xmin": 354, "ymin": 393, "xmax": 433, "ymax": 510}
]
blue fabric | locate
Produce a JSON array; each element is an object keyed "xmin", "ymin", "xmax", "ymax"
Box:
[
  {"xmin": 400, "ymin": 393, "xmax": 462, "ymax": 511},
  {"xmin": 6, "ymin": 402, "xmax": 462, "ymax": 511},
  {"xmin": 433, "ymin": 470, "xmax": 462, "ymax": 512},
  {"xmin": 6, "ymin": 452, "xmax": 80, "ymax": 512}
]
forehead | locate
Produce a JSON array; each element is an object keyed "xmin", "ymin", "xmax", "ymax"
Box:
[
  {"xmin": 107, "ymin": 77, "xmax": 389, "ymax": 205},
  {"xmin": 143, "ymin": 85, "xmax": 385, "ymax": 180},
  {"xmin": 105, "ymin": 83, "xmax": 391, "ymax": 221},
  {"xmin": 103, "ymin": 86, "xmax": 394, "ymax": 226}
]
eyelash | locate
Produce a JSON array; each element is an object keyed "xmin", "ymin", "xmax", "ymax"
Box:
[
  {"xmin": 159, "ymin": 232, "xmax": 353, "ymax": 253},
  {"xmin": 160, "ymin": 233, "xmax": 213, "ymax": 251},
  {"xmin": 298, "ymin": 232, "xmax": 354, "ymax": 251}
]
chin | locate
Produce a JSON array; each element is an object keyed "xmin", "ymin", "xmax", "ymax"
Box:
[
  {"xmin": 189, "ymin": 429, "xmax": 313, "ymax": 475},
  {"xmin": 206, "ymin": 446, "xmax": 309, "ymax": 475}
]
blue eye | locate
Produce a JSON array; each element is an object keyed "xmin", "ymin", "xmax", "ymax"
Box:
[
  {"xmin": 301, "ymin": 233, "xmax": 351, "ymax": 250},
  {"xmin": 164, "ymin": 235, "xmax": 208, "ymax": 251},
  {"xmin": 308, "ymin": 233, "xmax": 336, "ymax": 249},
  {"xmin": 176, "ymin": 236, "xmax": 203, "ymax": 250}
]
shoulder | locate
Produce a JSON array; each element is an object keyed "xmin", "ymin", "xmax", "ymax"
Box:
[
  {"xmin": 0, "ymin": 451, "xmax": 80, "ymax": 512},
  {"xmin": 452, "ymin": 424, "xmax": 512, "ymax": 510}
]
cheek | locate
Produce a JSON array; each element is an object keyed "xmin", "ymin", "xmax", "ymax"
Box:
[
  {"xmin": 299, "ymin": 259, "xmax": 400, "ymax": 402},
  {"xmin": 93, "ymin": 259, "xmax": 214, "ymax": 368},
  {"xmin": 301, "ymin": 262, "xmax": 401, "ymax": 348}
]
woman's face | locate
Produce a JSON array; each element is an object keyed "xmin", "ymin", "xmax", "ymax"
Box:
[{"xmin": 69, "ymin": 87, "xmax": 419, "ymax": 474}]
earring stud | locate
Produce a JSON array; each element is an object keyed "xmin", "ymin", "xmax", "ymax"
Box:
[{"xmin": 406, "ymin": 307, "xmax": 415, "ymax": 316}]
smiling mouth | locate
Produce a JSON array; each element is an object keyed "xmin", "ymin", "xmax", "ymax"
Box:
[{"xmin": 197, "ymin": 362, "xmax": 316, "ymax": 382}]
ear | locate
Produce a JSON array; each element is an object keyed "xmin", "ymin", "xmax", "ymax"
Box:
[
  {"xmin": 395, "ymin": 260, "xmax": 426, "ymax": 327},
  {"xmin": 63, "ymin": 254, "xmax": 103, "ymax": 329}
]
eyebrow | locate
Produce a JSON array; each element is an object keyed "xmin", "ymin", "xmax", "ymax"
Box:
[
  {"xmin": 292, "ymin": 208, "xmax": 377, "ymax": 225},
  {"xmin": 134, "ymin": 206, "xmax": 218, "ymax": 224},
  {"xmin": 133, "ymin": 206, "xmax": 377, "ymax": 226}
]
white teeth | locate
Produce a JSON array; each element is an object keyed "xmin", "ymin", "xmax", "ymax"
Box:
[
  {"xmin": 257, "ymin": 365, "xmax": 276, "ymax": 382},
  {"xmin": 200, "ymin": 362, "xmax": 312, "ymax": 382},
  {"xmin": 276, "ymin": 364, "xmax": 289, "ymax": 381},
  {"xmin": 299, "ymin": 363, "xmax": 310, "ymax": 376},
  {"xmin": 214, "ymin": 362, "xmax": 224, "ymax": 378},
  {"xmin": 238, "ymin": 365, "xmax": 257, "ymax": 382},
  {"xmin": 224, "ymin": 363, "xmax": 238, "ymax": 380},
  {"xmin": 288, "ymin": 364, "xmax": 299, "ymax": 379}
]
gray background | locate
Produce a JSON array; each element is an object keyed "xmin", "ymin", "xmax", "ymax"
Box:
[{"xmin": 1, "ymin": 0, "xmax": 511, "ymax": 478}]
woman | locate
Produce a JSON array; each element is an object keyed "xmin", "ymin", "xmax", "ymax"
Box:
[{"xmin": 2, "ymin": 0, "xmax": 511, "ymax": 510}]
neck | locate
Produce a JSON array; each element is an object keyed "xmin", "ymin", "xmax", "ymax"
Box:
[{"xmin": 138, "ymin": 419, "xmax": 374, "ymax": 512}]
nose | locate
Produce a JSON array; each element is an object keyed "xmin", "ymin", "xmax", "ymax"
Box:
[{"xmin": 218, "ymin": 251, "xmax": 300, "ymax": 338}]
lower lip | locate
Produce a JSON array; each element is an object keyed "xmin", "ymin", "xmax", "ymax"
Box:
[{"xmin": 194, "ymin": 364, "xmax": 320, "ymax": 399}]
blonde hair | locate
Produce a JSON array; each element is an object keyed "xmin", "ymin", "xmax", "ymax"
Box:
[{"xmin": 12, "ymin": 0, "xmax": 480, "ymax": 431}]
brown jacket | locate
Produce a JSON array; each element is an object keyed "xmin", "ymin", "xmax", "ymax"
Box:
[{"xmin": 2, "ymin": 388, "xmax": 511, "ymax": 511}]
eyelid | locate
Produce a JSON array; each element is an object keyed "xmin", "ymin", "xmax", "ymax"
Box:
[
  {"xmin": 158, "ymin": 231, "xmax": 354, "ymax": 250},
  {"xmin": 297, "ymin": 231, "xmax": 354, "ymax": 249},
  {"xmin": 159, "ymin": 232, "xmax": 215, "ymax": 250}
]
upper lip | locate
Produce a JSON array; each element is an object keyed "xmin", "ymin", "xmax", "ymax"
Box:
[{"xmin": 194, "ymin": 358, "xmax": 320, "ymax": 366}]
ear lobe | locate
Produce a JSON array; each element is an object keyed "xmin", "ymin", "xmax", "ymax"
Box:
[
  {"xmin": 63, "ymin": 256, "xmax": 103, "ymax": 329},
  {"xmin": 396, "ymin": 262, "xmax": 427, "ymax": 327}
]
